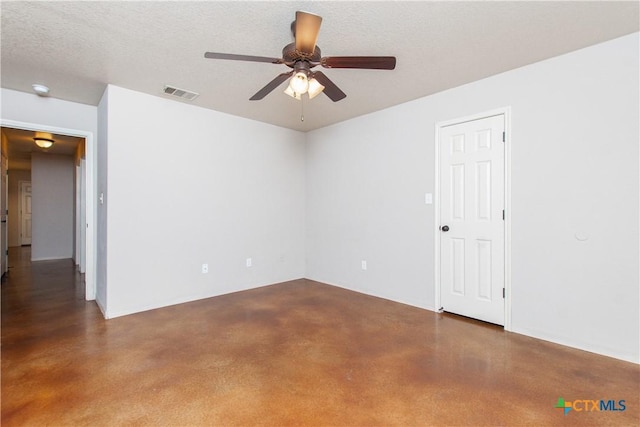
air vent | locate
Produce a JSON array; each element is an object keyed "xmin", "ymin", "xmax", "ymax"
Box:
[{"xmin": 162, "ymin": 85, "xmax": 199, "ymax": 101}]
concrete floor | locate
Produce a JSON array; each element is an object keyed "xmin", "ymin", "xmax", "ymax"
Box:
[{"xmin": 2, "ymin": 247, "xmax": 638, "ymax": 426}]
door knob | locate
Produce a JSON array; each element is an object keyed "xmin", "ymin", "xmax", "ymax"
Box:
[{"xmin": 441, "ymin": 225, "xmax": 450, "ymax": 232}]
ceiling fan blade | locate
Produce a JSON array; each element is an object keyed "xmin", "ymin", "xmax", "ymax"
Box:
[
  {"xmin": 295, "ymin": 11, "xmax": 322, "ymax": 55},
  {"xmin": 312, "ymin": 71, "xmax": 346, "ymax": 102},
  {"xmin": 249, "ymin": 72, "xmax": 294, "ymax": 100},
  {"xmin": 205, "ymin": 52, "xmax": 283, "ymax": 64},
  {"xmin": 321, "ymin": 56, "xmax": 396, "ymax": 70}
]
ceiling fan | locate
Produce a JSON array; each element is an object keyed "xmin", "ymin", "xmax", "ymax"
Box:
[{"xmin": 204, "ymin": 11, "xmax": 396, "ymax": 102}]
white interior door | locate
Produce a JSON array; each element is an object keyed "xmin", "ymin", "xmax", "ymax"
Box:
[
  {"xmin": 439, "ymin": 114, "xmax": 505, "ymax": 325},
  {"xmin": 19, "ymin": 181, "xmax": 32, "ymax": 246}
]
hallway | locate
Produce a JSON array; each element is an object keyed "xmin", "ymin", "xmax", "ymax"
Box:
[{"xmin": 1, "ymin": 247, "xmax": 638, "ymax": 426}]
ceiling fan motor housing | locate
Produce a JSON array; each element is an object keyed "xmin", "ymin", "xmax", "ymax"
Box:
[
  {"xmin": 282, "ymin": 42, "xmax": 321, "ymax": 66},
  {"xmin": 293, "ymin": 61, "xmax": 312, "ymax": 77}
]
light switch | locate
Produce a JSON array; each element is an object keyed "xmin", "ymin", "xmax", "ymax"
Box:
[{"xmin": 425, "ymin": 193, "xmax": 433, "ymax": 204}]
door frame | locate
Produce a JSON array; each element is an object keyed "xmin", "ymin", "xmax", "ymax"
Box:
[
  {"xmin": 18, "ymin": 180, "xmax": 31, "ymax": 246},
  {"xmin": 76, "ymin": 158, "xmax": 86, "ymax": 273},
  {"xmin": 434, "ymin": 107, "xmax": 512, "ymax": 331},
  {"xmin": 1, "ymin": 119, "xmax": 96, "ymax": 301}
]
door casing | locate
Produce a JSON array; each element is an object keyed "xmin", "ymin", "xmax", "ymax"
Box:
[{"xmin": 434, "ymin": 107, "xmax": 512, "ymax": 331}]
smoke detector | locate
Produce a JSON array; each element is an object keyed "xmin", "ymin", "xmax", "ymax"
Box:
[{"xmin": 32, "ymin": 84, "xmax": 50, "ymax": 96}]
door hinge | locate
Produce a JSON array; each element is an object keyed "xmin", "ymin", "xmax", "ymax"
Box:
[
  {"xmin": 502, "ymin": 209, "xmax": 505, "ymax": 220},
  {"xmin": 502, "ymin": 131, "xmax": 505, "ymax": 142},
  {"xmin": 502, "ymin": 288, "xmax": 505, "ymax": 299}
]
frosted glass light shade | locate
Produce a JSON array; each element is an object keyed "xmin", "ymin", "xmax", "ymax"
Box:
[
  {"xmin": 307, "ymin": 78, "xmax": 325, "ymax": 99},
  {"xmin": 284, "ymin": 85, "xmax": 302, "ymax": 100},
  {"xmin": 289, "ymin": 72, "xmax": 309, "ymax": 94},
  {"xmin": 34, "ymin": 138, "xmax": 54, "ymax": 148}
]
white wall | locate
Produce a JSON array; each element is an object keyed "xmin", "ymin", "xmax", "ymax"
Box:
[
  {"xmin": 306, "ymin": 33, "xmax": 639, "ymax": 363},
  {"xmin": 0, "ymin": 89, "xmax": 97, "ymax": 135},
  {"xmin": 102, "ymin": 85, "xmax": 306, "ymax": 318},
  {"xmin": 31, "ymin": 153, "xmax": 75, "ymax": 260},
  {"xmin": 96, "ymin": 90, "xmax": 108, "ymax": 314},
  {"xmin": 7, "ymin": 169, "xmax": 31, "ymax": 247}
]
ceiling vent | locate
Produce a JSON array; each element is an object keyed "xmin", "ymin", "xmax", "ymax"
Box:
[{"xmin": 162, "ymin": 85, "xmax": 199, "ymax": 101}]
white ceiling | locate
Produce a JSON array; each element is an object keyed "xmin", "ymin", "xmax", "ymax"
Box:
[{"xmin": 1, "ymin": 1, "xmax": 638, "ymax": 132}]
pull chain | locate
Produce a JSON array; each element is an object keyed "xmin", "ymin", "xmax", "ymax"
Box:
[{"xmin": 300, "ymin": 95, "xmax": 305, "ymax": 122}]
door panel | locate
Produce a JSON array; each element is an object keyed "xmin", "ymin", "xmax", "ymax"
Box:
[
  {"xmin": 451, "ymin": 238, "xmax": 465, "ymax": 295},
  {"xmin": 440, "ymin": 115, "xmax": 505, "ymax": 325},
  {"xmin": 451, "ymin": 164, "xmax": 465, "ymax": 220}
]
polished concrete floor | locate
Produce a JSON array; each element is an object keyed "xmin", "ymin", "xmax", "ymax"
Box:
[{"xmin": 2, "ymin": 247, "xmax": 638, "ymax": 426}]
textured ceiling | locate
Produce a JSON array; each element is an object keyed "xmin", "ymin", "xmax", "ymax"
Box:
[{"xmin": 1, "ymin": 1, "xmax": 638, "ymax": 132}]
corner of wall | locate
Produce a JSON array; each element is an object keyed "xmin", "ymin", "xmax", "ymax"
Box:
[{"xmin": 95, "ymin": 86, "xmax": 109, "ymax": 315}]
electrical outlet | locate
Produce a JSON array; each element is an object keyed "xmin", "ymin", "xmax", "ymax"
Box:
[
  {"xmin": 201, "ymin": 264, "xmax": 208, "ymax": 274},
  {"xmin": 361, "ymin": 260, "xmax": 367, "ymax": 270},
  {"xmin": 246, "ymin": 258, "xmax": 252, "ymax": 268}
]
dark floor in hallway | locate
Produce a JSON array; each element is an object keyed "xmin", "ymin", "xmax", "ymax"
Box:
[{"xmin": 2, "ymin": 247, "xmax": 638, "ymax": 426}]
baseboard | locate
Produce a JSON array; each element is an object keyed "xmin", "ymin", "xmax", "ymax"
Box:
[
  {"xmin": 511, "ymin": 325, "xmax": 639, "ymax": 365},
  {"xmin": 95, "ymin": 297, "xmax": 107, "ymax": 319},
  {"xmin": 304, "ymin": 277, "xmax": 435, "ymax": 312},
  {"xmin": 31, "ymin": 256, "xmax": 73, "ymax": 262}
]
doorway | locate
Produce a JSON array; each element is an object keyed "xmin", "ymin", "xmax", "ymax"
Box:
[
  {"xmin": 0, "ymin": 120, "xmax": 96, "ymax": 301},
  {"xmin": 435, "ymin": 108, "xmax": 511, "ymax": 328}
]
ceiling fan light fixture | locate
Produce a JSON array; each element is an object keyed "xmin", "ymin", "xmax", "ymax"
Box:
[
  {"xmin": 307, "ymin": 78, "xmax": 325, "ymax": 99},
  {"xmin": 289, "ymin": 71, "xmax": 309, "ymax": 94},
  {"xmin": 204, "ymin": 11, "xmax": 396, "ymax": 103},
  {"xmin": 34, "ymin": 137, "xmax": 54, "ymax": 149},
  {"xmin": 284, "ymin": 85, "xmax": 302, "ymax": 100}
]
